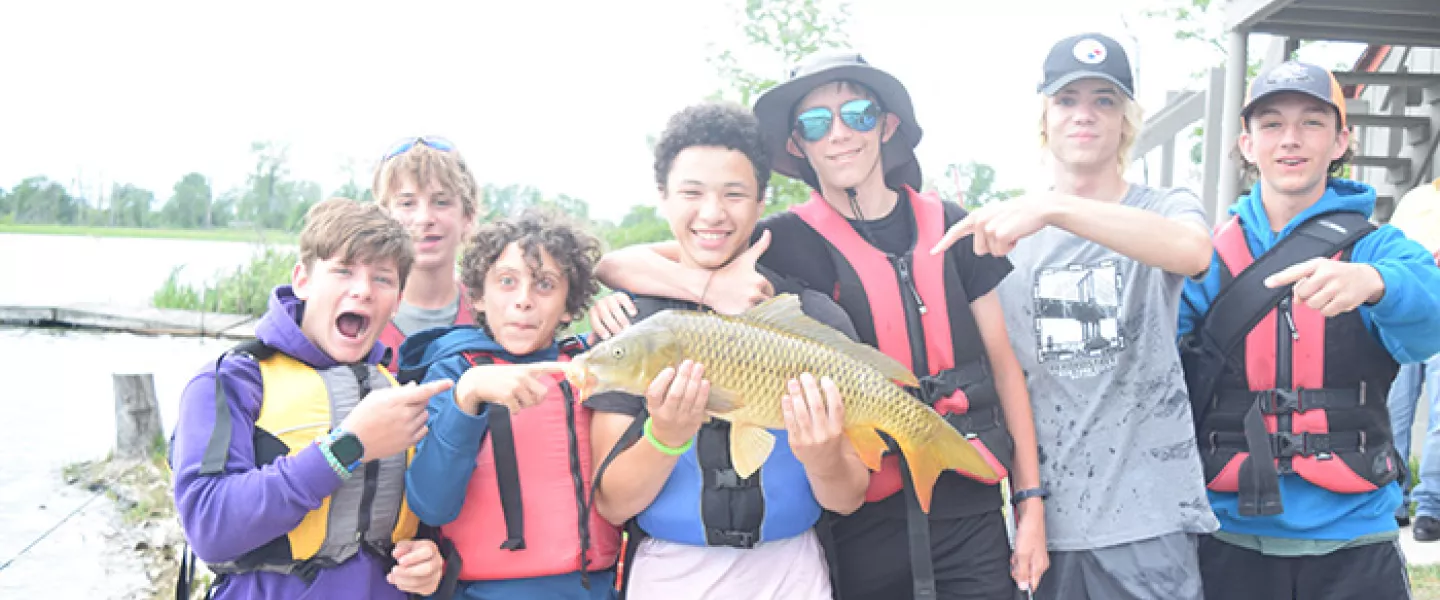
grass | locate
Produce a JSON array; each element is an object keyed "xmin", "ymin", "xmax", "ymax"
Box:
[
  {"xmin": 151, "ymin": 246, "xmax": 297, "ymax": 317},
  {"xmin": 0, "ymin": 223, "xmax": 296, "ymax": 244},
  {"xmin": 1413, "ymin": 564, "xmax": 1440, "ymax": 599}
]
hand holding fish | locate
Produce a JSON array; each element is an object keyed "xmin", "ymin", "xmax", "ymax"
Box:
[
  {"xmin": 644, "ymin": 360, "xmax": 711, "ymax": 450},
  {"xmin": 782, "ymin": 373, "xmax": 850, "ymax": 473},
  {"xmin": 454, "ymin": 363, "xmax": 570, "ymax": 415}
]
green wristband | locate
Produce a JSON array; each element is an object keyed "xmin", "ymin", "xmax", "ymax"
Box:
[
  {"xmin": 316, "ymin": 436, "xmax": 354, "ymax": 480},
  {"xmin": 643, "ymin": 417, "xmax": 693, "ymax": 456}
]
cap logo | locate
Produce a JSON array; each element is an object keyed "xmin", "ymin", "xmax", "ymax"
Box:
[
  {"xmin": 1266, "ymin": 63, "xmax": 1313, "ymax": 85},
  {"xmin": 1073, "ymin": 39, "xmax": 1107, "ymax": 65}
]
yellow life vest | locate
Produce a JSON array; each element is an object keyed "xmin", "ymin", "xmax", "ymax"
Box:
[{"xmin": 202, "ymin": 342, "xmax": 420, "ymax": 579}]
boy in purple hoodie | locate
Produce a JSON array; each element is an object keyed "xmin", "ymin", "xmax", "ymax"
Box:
[{"xmin": 171, "ymin": 197, "xmax": 453, "ymax": 599}]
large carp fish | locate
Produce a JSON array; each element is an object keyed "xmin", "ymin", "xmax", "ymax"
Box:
[{"xmin": 561, "ymin": 293, "xmax": 996, "ymax": 513}]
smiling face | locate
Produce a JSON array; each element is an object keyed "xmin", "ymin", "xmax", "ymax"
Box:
[
  {"xmin": 786, "ymin": 81, "xmax": 899, "ymax": 191},
  {"xmin": 385, "ymin": 174, "xmax": 474, "ymax": 274},
  {"xmin": 473, "ymin": 242, "xmax": 571, "ymax": 356},
  {"xmin": 1240, "ymin": 92, "xmax": 1350, "ymax": 202},
  {"xmin": 294, "ymin": 256, "xmax": 402, "ymax": 364},
  {"xmin": 660, "ymin": 145, "xmax": 763, "ymax": 270},
  {"xmin": 1043, "ymin": 78, "xmax": 1127, "ymax": 170}
]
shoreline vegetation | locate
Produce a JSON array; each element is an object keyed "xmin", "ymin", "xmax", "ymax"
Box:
[{"xmin": 0, "ymin": 223, "xmax": 297, "ymax": 244}]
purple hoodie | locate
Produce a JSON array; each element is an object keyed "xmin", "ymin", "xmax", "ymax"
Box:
[{"xmin": 171, "ymin": 285, "xmax": 406, "ymax": 600}]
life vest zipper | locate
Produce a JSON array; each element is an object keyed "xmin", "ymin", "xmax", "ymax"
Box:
[
  {"xmin": 891, "ymin": 253, "xmax": 929, "ymax": 377},
  {"xmin": 1275, "ymin": 297, "xmax": 1295, "ymax": 473}
]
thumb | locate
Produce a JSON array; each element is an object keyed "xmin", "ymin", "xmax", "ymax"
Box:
[
  {"xmin": 738, "ymin": 229, "xmax": 771, "ymax": 266},
  {"xmin": 930, "ymin": 216, "xmax": 975, "ymax": 256}
]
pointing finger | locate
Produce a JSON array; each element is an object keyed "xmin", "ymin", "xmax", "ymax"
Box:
[
  {"xmin": 930, "ymin": 216, "xmax": 976, "ymax": 256},
  {"xmin": 1265, "ymin": 258, "xmax": 1323, "ymax": 288}
]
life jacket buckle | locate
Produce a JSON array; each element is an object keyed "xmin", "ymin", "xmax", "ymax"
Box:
[
  {"xmin": 708, "ymin": 528, "xmax": 759, "ymax": 549},
  {"xmin": 711, "ymin": 468, "xmax": 754, "ymax": 490},
  {"xmin": 1267, "ymin": 388, "xmax": 1302, "ymax": 414},
  {"xmin": 1272, "ymin": 431, "xmax": 1330, "ymax": 457}
]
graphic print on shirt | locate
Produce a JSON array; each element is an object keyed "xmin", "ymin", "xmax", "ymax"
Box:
[{"xmin": 1031, "ymin": 259, "xmax": 1127, "ymax": 379}]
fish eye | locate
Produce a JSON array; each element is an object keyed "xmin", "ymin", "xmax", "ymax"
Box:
[{"xmin": 611, "ymin": 347, "xmax": 625, "ymax": 360}]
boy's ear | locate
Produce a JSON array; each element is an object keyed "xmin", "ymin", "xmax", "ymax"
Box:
[{"xmin": 292, "ymin": 262, "xmax": 311, "ymax": 300}]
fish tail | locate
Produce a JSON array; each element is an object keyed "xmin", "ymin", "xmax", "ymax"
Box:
[{"xmin": 892, "ymin": 418, "xmax": 997, "ymax": 513}]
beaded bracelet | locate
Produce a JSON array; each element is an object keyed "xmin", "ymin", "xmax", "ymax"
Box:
[{"xmin": 643, "ymin": 417, "xmax": 693, "ymax": 456}]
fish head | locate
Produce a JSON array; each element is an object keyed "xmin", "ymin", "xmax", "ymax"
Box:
[{"xmin": 569, "ymin": 320, "xmax": 681, "ymax": 398}]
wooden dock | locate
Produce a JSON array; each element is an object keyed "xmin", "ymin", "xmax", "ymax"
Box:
[{"xmin": 0, "ymin": 303, "xmax": 257, "ymax": 339}]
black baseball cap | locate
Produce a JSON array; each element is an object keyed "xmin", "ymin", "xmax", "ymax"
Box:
[
  {"xmin": 1038, "ymin": 33, "xmax": 1135, "ymax": 99},
  {"xmin": 1242, "ymin": 60, "xmax": 1348, "ymax": 130}
]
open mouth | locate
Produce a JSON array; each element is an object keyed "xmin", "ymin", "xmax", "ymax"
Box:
[
  {"xmin": 693, "ymin": 230, "xmax": 731, "ymax": 245},
  {"xmin": 336, "ymin": 312, "xmax": 371, "ymax": 340}
]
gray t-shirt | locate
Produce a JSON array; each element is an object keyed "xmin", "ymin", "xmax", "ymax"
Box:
[
  {"xmin": 391, "ymin": 294, "xmax": 462, "ymax": 337},
  {"xmin": 996, "ymin": 183, "xmax": 1220, "ymax": 551}
]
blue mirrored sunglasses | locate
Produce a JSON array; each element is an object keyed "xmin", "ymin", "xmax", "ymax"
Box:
[
  {"xmin": 382, "ymin": 136, "xmax": 456, "ymax": 161},
  {"xmin": 794, "ymin": 99, "xmax": 882, "ymax": 142}
]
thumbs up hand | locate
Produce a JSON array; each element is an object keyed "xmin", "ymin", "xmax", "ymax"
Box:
[{"xmin": 705, "ymin": 229, "xmax": 776, "ymax": 315}]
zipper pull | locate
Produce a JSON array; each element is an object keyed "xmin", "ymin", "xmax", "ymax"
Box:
[
  {"xmin": 896, "ymin": 256, "xmax": 928, "ymax": 315},
  {"xmin": 1281, "ymin": 298, "xmax": 1298, "ymax": 341}
]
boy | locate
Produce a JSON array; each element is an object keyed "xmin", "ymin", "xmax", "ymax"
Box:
[
  {"xmin": 587, "ymin": 101, "xmax": 870, "ymax": 600},
  {"xmin": 372, "ymin": 136, "xmax": 483, "ymax": 371},
  {"xmin": 400, "ymin": 208, "xmax": 623, "ymax": 598},
  {"xmin": 172, "ymin": 197, "xmax": 450, "ymax": 599},
  {"xmin": 593, "ymin": 55, "xmax": 1046, "ymax": 599},
  {"xmin": 1179, "ymin": 61, "xmax": 1440, "ymax": 599},
  {"xmin": 930, "ymin": 33, "xmax": 1218, "ymax": 600}
]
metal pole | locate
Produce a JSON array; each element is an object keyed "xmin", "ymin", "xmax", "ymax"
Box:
[{"xmin": 1215, "ymin": 29, "xmax": 1250, "ymax": 222}]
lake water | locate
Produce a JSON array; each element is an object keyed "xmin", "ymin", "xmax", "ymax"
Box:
[
  {"xmin": 0, "ymin": 233, "xmax": 285, "ymax": 307},
  {"xmin": 0, "ymin": 233, "xmax": 255, "ymax": 597}
]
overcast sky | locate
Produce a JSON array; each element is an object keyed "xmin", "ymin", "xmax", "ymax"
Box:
[{"xmin": 0, "ymin": 0, "xmax": 1364, "ymax": 221}]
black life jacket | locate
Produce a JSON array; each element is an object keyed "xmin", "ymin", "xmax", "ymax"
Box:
[{"xmin": 1182, "ymin": 212, "xmax": 1401, "ymax": 517}]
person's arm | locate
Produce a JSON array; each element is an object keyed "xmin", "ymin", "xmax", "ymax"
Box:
[
  {"xmin": 594, "ymin": 232, "xmax": 776, "ymax": 315},
  {"xmin": 172, "ymin": 358, "xmax": 346, "ymax": 563},
  {"xmin": 1046, "ymin": 190, "xmax": 1213, "ymax": 277},
  {"xmin": 1353, "ymin": 228, "xmax": 1440, "ymax": 363},
  {"xmin": 589, "ymin": 363, "xmax": 710, "ymax": 525},
  {"xmin": 404, "ymin": 357, "xmax": 489, "ymax": 526}
]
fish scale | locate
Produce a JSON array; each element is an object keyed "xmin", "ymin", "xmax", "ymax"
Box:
[{"xmin": 570, "ymin": 294, "xmax": 998, "ymax": 513}]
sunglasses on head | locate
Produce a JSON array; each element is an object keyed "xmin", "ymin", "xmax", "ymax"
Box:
[
  {"xmin": 382, "ymin": 136, "xmax": 456, "ymax": 161},
  {"xmin": 794, "ymin": 98, "xmax": 883, "ymax": 142}
]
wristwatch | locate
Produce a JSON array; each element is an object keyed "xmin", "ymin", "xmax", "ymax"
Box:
[
  {"xmin": 325, "ymin": 429, "xmax": 365, "ymax": 469},
  {"xmin": 1011, "ymin": 487, "xmax": 1050, "ymax": 506}
]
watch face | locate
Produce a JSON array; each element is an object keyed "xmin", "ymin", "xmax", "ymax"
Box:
[{"xmin": 331, "ymin": 434, "xmax": 364, "ymax": 466}]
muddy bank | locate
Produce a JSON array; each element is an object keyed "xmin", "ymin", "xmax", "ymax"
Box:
[{"xmin": 63, "ymin": 456, "xmax": 210, "ymax": 600}]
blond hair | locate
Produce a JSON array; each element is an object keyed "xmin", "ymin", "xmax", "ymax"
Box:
[
  {"xmin": 1038, "ymin": 93, "xmax": 1146, "ymax": 174},
  {"xmin": 299, "ymin": 197, "xmax": 415, "ymax": 288},
  {"xmin": 371, "ymin": 143, "xmax": 482, "ymax": 220}
]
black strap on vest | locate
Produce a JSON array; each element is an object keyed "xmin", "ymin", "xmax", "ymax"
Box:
[
  {"xmin": 1186, "ymin": 211, "xmax": 1373, "ymax": 516},
  {"xmin": 459, "ymin": 352, "xmax": 528, "ymax": 552},
  {"xmin": 200, "ymin": 339, "xmax": 278, "ymax": 476}
]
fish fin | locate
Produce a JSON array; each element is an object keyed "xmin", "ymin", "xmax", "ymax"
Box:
[
  {"xmin": 891, "ymin": 419, "xmax": 996, "ymax": 514},
  {"xmin": 728, "ymin": 423, "xmax": 776, "ymax": 480},
  {"xmin": 707, "ymin": 386, "xmax": 741, "ymax": 414},
  {"xmin": 845, "ymin": 426, "xmax": 887, "ymax": 472},
  {"xmin": 741, "ymin": 294, "xmax": 919, "ymax": 387}
]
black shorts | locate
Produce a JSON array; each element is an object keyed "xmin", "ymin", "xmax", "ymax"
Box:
[
  {"xmin": 1197, "ymin": 535, "xmax": 1412, "ymax": 600},
  {"xmin": 830, "ymin": 505, "xmax": 1018, "ymax": 600}
]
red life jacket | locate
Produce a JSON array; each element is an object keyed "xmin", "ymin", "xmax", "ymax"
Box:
[
  {"xmin": 441, "ymin": 341, "xmax": 622, "ymax": 582},
  {"xmin": 378, "ymin": 284, "xmax": 476, "ymax": 373},
  {"xmin": 790, "ymin": 187, "xmax": 1013, "ymax": 504},
  {"xmin": 1196, "ymin": 215, "xmax": 1400, "ymax": 509}
]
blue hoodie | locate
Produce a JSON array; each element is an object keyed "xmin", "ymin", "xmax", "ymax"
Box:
[
  {"xmin": 1179, "ymin": 178, "xmax": 1440, "ymax": 542},
  {"xmin": 399, "ymin": 326, "xmax": 616, "ymax": 600}
]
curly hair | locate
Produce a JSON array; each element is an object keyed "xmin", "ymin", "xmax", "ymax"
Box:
[
  {"xmin": 460, "ymin": 207, "xmax": 602, "ymax": 327},
  {"xmin": 653, "ymin": 101, "xmax": 771, "ymax": 201}
]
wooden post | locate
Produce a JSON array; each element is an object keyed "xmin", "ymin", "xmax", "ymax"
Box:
[{"xmin": 114, "ymin": 373, "xmax": 163, "ymax": 460}]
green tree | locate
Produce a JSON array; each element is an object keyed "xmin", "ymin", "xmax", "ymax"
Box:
[
  {"xmin": 8, "ymin": 176, "xmax": 82, "ymax": 224},
  {"xmin": 108, "ymin": 184, "xmax": 156, "ymax": 228},
  {"xmin": 160, "ymin": 173, "xmax": 214, "ymax": 229},
  {"xmin": 602, "ymin": 205, "xmax": 674, "ymax": 249},
  {"xmin": 705, "ymin": 0, "xmax": 853, "ymax": 214},
  {"xmin": 937, "ymin": 161, "xmax": 1023, "ymax": 210}
]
